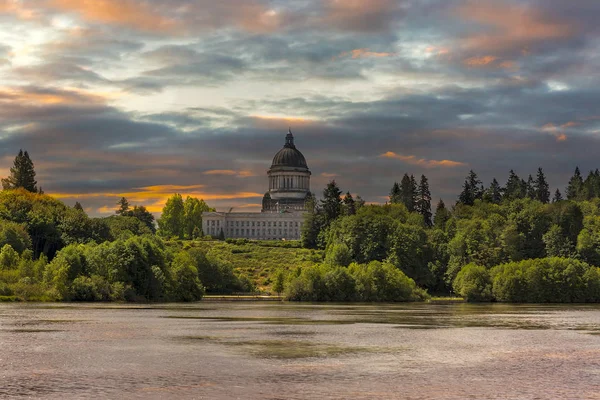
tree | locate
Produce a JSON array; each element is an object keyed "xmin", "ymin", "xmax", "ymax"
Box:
[
  {"xmin": 116, "ymin": 197, "xmax": 130, "ymax": 215},
  {"xmin": 534, "ymin": 168, "xmax": 550, "ymax": 203},
  {"xmin": 399, "ymin": 174, "xmax": 416, "ymax": 211},
  {"xmin": 183, "ymin": 197, "xmax": 211, "ymax": 239},
  {"xmin": 130, "ymin": 205, "xmax": 155, "ymax": 233},
  {"xmin": 2, "ymin": 150, "xmax": 38, "ymax": 193},
  {"xmin": 552, "ymin": 189, "xmax": 563, "ymax": 203},
  {"xmin": 504, "ymin": 170, "xmax": 526, "ymax": 200},
  {"xmin": 566, "ymin": 167, "xmax": 584, "ymax": 200},
  {"xmin": 342, "ymin": 192, "xmax": 356, "ymax": 216},
  {"xmin": 74, "ymin": 202, "xmax": 84, "ymax": 212},
  {"xmin": 458, "ymin": 170, "xmax": 483, "ymax": 206},
  {"xmin": 321, "ymin": 180, "xmax": 342, "ymax": 223},
  {"xmin": 272, "ymin": 269, "xmax": 285, "ymax": 295},
  {"xmin": 158, "ymin": 194, "xmax": 185, "ymax": 238},
  {"xmin": 484, "ymin": 178, "xmax": 503, "ymax": 204},
  {"xmin": 389, "ymin": 182, "xmax": 401, "ymax": 204},
  {"xmin": 416, "ymin": 175, "xmax": 432, "ymax": 227},
  {"xmin": 433, "ymin": 199, "xmax": 451, "ymax": 229},
  {"xmin": 526, "ymin": 175, "xmax": 536, "ymax": 199},
  {"xmin": 354, "ymin": 195, "xmax": 366, "ymax": 210}
]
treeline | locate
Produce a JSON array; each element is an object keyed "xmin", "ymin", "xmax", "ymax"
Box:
[
  {"xmin": 0, "ymin": 150, "xmax": 250, "ymax": 301},
  {"xmin": 296, "ymin": 167, "xmax": 600, "ymax": 302},
  {"xmin": 0, "ymin": 190, "xmax": 253, "ymax": 301}
]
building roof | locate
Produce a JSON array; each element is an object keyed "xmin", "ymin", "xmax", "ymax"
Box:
[{"xmin": 270, "ymin": 129, "xmax": 308, "ymax": 169}]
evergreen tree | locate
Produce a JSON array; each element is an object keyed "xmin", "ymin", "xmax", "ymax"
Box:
[
  {"xmin": 484, "ymin": 178, "xmax": 503, "ymax": 204},
  {"xmin": 301, "ymin": 196, "xmax": 325, "ymax": 249},
  {"xmin": 321, "ymin": 180, "xmax": 343, "ymax": 223},
  {"xmin": 342, "ymin": 191, "xmax": 356, "ymax": 216},
  {"xmin": 534, "ymin": 167, "xmax": 550, "ymax": 203},
  {"xmin": 458, "ymin": 170, "xmax": 482, "ymax": 206},
  {"xmin": 433, "ymin": 199, "xmax": 451, "ymax": 229},
  {"xmin": 116, "ymin": 197, "xmax": 130, "ymax": 215},
  {"xmin": 399, "ymin": 174, "xmax": 416, "ymax": 211},
  {"xmin": 130, "ymin": 205, "xmax": 156, "ymax": 233},
  {"xmin": 389, "ymin": 182, "xmax": 401, "ymax": 204},
  {"xmin": 158, "ymin": 194, "xmax": 185, "ymax": 238},
  {"xmin": 416, "ymin": 175, "xmax": 432, "ymax": 227},
  {"xmin": 582, "ymin": 169, "xmax": 600, "ymax": 200},
  {"xmin": 410, "ymin": 175, "xmax": 418, "ymax": 210},
  {"xmin": 1, "ymin": 150, "xmax": 38, "ymax": 192},
  {"xmin": 566, "ymin": 167, "xmax": 584, "ymax": 200},
  {"xmin": 74, "ymin": 202, "xmax": 84, "ymax": 212},
  {"xmin": 552, "ymin": 188, "xmax": 563, "ymax": 203},
  {"xmin": 526, "ymin": 175, "xmax": 536, "ymax": 199},
  {"xmin": 504, "ymin": 170, "xmax": 526, "ymax": 200}
]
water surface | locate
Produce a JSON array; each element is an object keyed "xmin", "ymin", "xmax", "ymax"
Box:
[{"xmin": 1, "ymin": 302, "xmax": 599, "ymax": 399}]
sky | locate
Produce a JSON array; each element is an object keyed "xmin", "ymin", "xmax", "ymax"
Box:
[{"xmin": 1, "ymin": 0, "xmax": 600, "ymax": 215}]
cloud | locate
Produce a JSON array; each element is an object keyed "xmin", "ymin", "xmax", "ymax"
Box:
[
  {"xmin": 203, "ymin": 170, "xmax": 255, "ymax": 177},
  {"xmin": 337, "ymin": 48, "xmax": 395, "ymax": 59},
  {"xmin": 380, "ymin": 152, "xmax": 468, "ymax": 168},
  {"xmin": 456, "ymin": 1, "xmax": 576, "ymax": 54}
]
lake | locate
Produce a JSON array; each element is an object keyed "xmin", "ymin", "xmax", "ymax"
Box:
[{"xmin": 1, "ymin": 302, "xmax": 599, "ymax": 399}]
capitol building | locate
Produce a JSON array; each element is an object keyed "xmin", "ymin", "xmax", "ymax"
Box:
[{"xmin": 202, "ymin": 129, "xmax": 311, "ymax": 240}]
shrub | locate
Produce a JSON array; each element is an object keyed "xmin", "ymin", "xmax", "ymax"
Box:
[
  {"xmin": 453, "ymin": 264, "xmax": 492, "ymax": 302},
  {"xmin": 491, "ymin": 258, "xmax": 600, "ymax": 303}
]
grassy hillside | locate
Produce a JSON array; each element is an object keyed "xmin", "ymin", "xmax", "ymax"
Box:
[{"xmin": 168, "ymin": 239, "xmax": 324, "ymax": 291}]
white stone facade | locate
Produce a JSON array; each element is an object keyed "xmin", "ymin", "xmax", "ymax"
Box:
[{"xmin": 202, "ymin": 211, "xmax": 304, "ymax": 240}]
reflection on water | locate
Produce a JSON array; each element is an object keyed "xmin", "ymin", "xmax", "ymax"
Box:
[{"xmin": 1, "ymin": 302, "xmax": 599, "ymax": 399}]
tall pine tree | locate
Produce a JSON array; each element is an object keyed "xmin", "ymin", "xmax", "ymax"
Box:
[
  {"xmin": 552, "ymin": 188, "xmax": 563, "ymax": 203},
  {"xmin": 504, "ymin": 170, "xmax": 526, "ymax": 200},
  {"xmin": 458, "ymin": 170, "xmax": 482, "ymax": 206},
  {"xmin": 566, "ymin": 167, "xmax": 584, "ymax": 200},
  {"xmin": 433, "ymin": 199, "xmax": 451, "ymax": 229},
  {"xmin": 389, "ymin": 182, "xmax": 401, "ymax": 204},
  {"xmin": 484, "ymin": 178, "xmax": 503, "ymax": 204},
  {"xmin": 342, "ymin": 191, "xmax": 356, "ymax": 216},
  {"xmin": 321, "ymin": 180, "xmax": 343, "ymax": 223},
  {"xmin": 534, "ymin": 167, "xmax": 550, "ymax": 203},
  {"xmin": 1, "ymin": 149, "xmax": 38, "ymax": 192},
  {"xmin": 526, "ymin": 174, "xmax": 536, "ymax": 199},
  {"xmin": 399, "ymin": 174, "xmax": 416, "ymax": 211},
  {"xmin": 416, "ymin": 175, "xmax": 432, "ymax": 227}
]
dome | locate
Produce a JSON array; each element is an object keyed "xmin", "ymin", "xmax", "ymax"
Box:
[{"xmin": 270, "ymin": 129, "xmax": 308, "ymax": 169}]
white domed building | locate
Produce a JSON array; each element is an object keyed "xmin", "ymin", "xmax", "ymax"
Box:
[{"xmin": 202, "ymin": 129, "xmax": 311, "ymax": 240}]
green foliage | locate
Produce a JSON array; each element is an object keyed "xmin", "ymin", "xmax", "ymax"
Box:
[
  {"xmin": 324, "ymin": 242, "xmax": 352, "ymax": 267},
  {"xmin": 491, "ymin": 258, "xmax": 600, "ymax": 303},
  {"xmin": 452, "ymin": 264, "xmax": 492, "ymax": 302},
  {"xmin": 0, "ymin": 220, "xmax": 31, "ymax": 253},
  {"xmin": 104, "ymin": 215, "xmax": 152, "ymax": 239},
  {"xmin": 158, "ymin": 193, "xmax": 185, "ymax": 238},
  {"xmin": 0, "ymin": 244, "xmax": 19, "ymax": 270},
  {"xmin": 183, "ymin": 197, "xmax": 212, "ymax": 239},
  {"xmin": 283, "ymin": 261, "xmax": 427, "ymax": 302}
]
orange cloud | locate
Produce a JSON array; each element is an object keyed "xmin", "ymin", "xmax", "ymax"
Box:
[
  {"xmin": 47, "ymin": 0, "xmax": 282, "ymax": 34},
  {"xmin": 456, "ymin": 2, "xmax": 575, "ymax": 52},
  {"xmin": 561, "ymin": 121, "xmax": 581, "ymax": 128},
  {"xmin": 321, "ymin": 172, "xmax": 338, "ymax": 178},
  {"xmin": 464, "ymin": 55, "xmax": 497, "ymax": 66},
  {"xmin": 556, "ymin": 133, "xmax": 567, "ymax": 142},
  {"xmin": 380, "ymin": 152, "xmax": 467, "ymax": 168},
  {"xmin": 0, "ymin": 86, "xmax": 107, "ymax": 106},
  {"xmin": 338, "ymin": 48, "xmax": 395, "ymax": 59},
  {"xmin": 53, "ymin": 185, "xmax": 263, "ymax": 214},
  {"xmin": 49, "ymin": 0, "xmax": 177, "ymax": 32}
]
